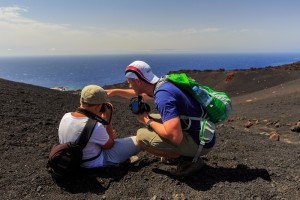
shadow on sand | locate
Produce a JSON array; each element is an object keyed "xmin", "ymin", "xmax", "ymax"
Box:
[
  {"xmin": 50, "ymin": 158, "xmax": 153, "ymax": 195},
  {"xmin": 152, "ymin": 163, "xmax": 271, "ymax": 191}
]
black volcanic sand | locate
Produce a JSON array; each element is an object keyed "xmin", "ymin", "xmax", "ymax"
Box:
[{"xmin": 1, "ymin": 62, "xmax": 300, "ymax": 199}]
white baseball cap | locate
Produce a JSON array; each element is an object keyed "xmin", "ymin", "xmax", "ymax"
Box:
[{"xmin": 125, "ymin": 61, "xmax": 159, "ymax": 84}]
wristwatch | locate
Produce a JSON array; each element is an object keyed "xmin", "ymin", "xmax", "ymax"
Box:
[{"xmin": 146, "ymin": 119, "xmax": 153, "ymax": 128}]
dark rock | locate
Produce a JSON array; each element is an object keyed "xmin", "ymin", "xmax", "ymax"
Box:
[{"xmin": 1, "ymin": 62, "xmax": 300, "ymax": 199}]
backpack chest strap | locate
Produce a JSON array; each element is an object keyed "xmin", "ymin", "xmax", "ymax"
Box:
[{"xmin": 179, "ymin": 115, "xmax": 206, "ymax": 130}]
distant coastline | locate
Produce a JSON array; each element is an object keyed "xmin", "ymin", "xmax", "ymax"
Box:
[
  {"xmin": 49, "ymin": 60, "xmax": 300, "ymax": 92},
  {"xmin": 1, "ymin": 53, "xmax": 300, "ymax": 90}
]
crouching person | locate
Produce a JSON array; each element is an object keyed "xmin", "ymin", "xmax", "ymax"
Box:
[
  {"xmin": 58, "ymin": 85, "xmax": 141, "ymax": 170},
  {"xmin": 106, "ymin": 61, "xmax": 216, "ymax": 176}
]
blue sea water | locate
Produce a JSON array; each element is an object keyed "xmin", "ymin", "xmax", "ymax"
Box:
[{"xmin": 0, "ymin": 53, "xmax": 300, "ymax": 90}]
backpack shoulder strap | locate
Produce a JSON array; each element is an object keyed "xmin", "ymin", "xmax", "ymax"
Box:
[
  {"xmin": 75, "ymin": 118, "xmax": 97, "ymax": 149},
  {"xmin": 154, "ymin": 75, "xmax": 169, "ymax": 92},
  {"xmin": 77, "ymin": 118, "xmax": 103, "ymax": 163},
  {"xmin": 76, "ymin": 108, "xmax": 109, "ymax": 125}
]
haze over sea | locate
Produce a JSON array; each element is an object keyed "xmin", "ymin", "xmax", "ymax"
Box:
[{"xmin": 1, "ymin": 53, "xmax": 300, "ymax": 90}]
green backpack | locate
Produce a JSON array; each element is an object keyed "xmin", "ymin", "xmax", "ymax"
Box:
[{"xmin": 159, "ymin": 73, "xmax": 232, "ymax": 123}]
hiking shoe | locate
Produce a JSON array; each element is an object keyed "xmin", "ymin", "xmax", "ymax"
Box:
[
  {"xmin": 171, "ymin": 157, "xmax": 204, "ymax": 177},
  {"xmin": 160, "ymin": 157, "xmax": 179, "ymax": 165}
]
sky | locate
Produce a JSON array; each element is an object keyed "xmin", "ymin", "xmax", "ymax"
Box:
[{"xmin": 1, "ymin": 0, "xmax": 300, "ymax": 56}]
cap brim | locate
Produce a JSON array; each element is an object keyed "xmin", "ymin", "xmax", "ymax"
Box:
[{"xmin": 149, "ymin": 75, "xmax": 159, "ymax": 84}]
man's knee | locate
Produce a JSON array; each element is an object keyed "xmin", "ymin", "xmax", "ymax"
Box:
[{"xmin": 136, "ymin": 128, "xmax": 149, "ymax": 146}]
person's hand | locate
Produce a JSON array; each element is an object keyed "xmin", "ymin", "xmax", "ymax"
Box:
[
  {"xmin": 99, "ymin": 103, "xmax": 113, "ymax": 124},
  {"xmin": 136, "ymin": 112, "xmax": 150, "ymax": 125},
  {"xmin": 105, "ymin": 102, "xmax": 113, "ymax": 116},
  {"xmin": 105, "ymin": 102, "xmax": 114, "ymax": 112}
]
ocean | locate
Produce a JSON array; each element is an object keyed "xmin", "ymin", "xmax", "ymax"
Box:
[{"xmin": 0, "ymin": 53, "xmax": 300, "ymax": 90}]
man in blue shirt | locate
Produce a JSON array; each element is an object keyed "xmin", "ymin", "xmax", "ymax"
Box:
[{"xmin": 106, "ymin": 60, "xmax": 216, "ymax": 176}]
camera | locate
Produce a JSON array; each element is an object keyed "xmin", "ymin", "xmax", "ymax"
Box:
[
  {"xmin": 99, "ymin": 103, "xmax": 111, "ymax": 112},
  {"xmin": 129, "ymin": 96, "xmax": 150, "ymax": 114}
]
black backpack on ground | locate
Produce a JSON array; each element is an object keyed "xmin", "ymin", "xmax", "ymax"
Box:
[
  {"xmin": 47, "ymin": 108, "xmax": 110, "ymax": 178},
  {"xmin": 47, "ymin": 118, "xmax": 98, "ymax": 178}
]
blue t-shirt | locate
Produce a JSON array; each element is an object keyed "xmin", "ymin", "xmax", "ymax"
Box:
[{"xmin": 154, "ymin": 81, "xmax": 215, "ymax": 147}]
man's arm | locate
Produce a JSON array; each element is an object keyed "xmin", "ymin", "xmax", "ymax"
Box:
[
  {"xmin": 137, "ymin": 113, "xmax": 183, "ymax": 145},
  {"xmin": 100, "ymin": 103, "xmax": 115, "ymax": 149},
  {"xmin": 105, "ymin": 89, "xmax": 136, "ymax": 99},
  {"xmin": 106, "ymin": 89, "xmax": 152, "ymax": 100},
  {"xmin": 101, "ymin": 123, "xmax": 115, "ymax": 149}
]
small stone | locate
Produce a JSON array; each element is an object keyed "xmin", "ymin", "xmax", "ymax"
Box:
[
  {"xmin": 217, "ymin": 124, "xmax": 225, "ymax": 128},
  {"xmin": 245, "ymin": 121, "xmax": 254, "ymax": 128},
  {"xmin": 290, "ymin": 126, "xmax": 296, "ymax": 132},
  {"xmin": 259, "ymin": 132, "xmax": 268, "ymax": 136},
  {"xmin": 129, "ymin": 155, "xmax": 140, "ymax": 164},
  {"xmin": 269, "ymin": 131, "xmax": 280, "ymax": 141},
  {"xmin": 36, "ymin": 186, "xmax": 42, "ymax": 192},
  {"xmin": 266, "ymin": 122, "xmax": 273, "ymax": 126},
  {"xmin": 291, "ymin": 124, "xmax": 300, "ymax": 132}
]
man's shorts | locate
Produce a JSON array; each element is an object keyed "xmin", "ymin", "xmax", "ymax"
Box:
[{"xmin": 136, "ymin": 114, "xmax": 214, "ymax": 157}]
